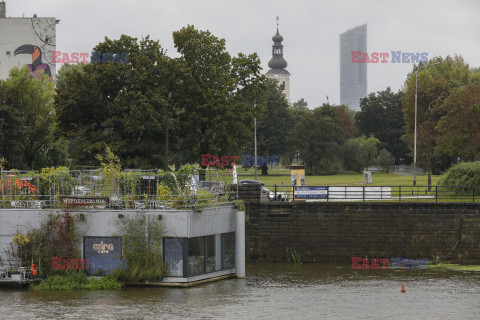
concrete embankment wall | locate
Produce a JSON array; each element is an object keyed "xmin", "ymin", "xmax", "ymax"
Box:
[{"xmin": 244, "ymin": 200, "xmax": 480, "ymax": 263}]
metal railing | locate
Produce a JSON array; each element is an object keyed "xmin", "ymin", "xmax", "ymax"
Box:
[
  {"xmin": 0, "ymin": 192, "xmax": 236, "ymax": 210},
  {"xmin": 0, "ymin": 169, "xmax": 239, "ymax": 210},
  {"xmin": 261, "ymin": 185, "xmax": 480, "ymax": 203}
]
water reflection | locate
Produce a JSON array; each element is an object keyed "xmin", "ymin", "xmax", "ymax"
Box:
[{"xmin": 1, "ymin": 263, "xmax": 480, "ymax": 319}]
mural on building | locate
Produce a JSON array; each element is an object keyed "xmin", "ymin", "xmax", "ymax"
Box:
[
  {"xmin": 14, "ymin": 44, "xmax": 52, "ymax": 78},
  {"xmin": 31, "ymin": 17, "xmax": 56, "ymax": 78}
]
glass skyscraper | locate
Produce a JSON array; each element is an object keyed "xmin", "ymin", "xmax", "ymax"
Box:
[{"xmin": 340, "ymin": 24, "xmax": 367, "ymax": 111}]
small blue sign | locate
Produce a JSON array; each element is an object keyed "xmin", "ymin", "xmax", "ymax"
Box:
[{"xmin": 294, "ymin": 186, "xmax": 328, "ymax": 199}]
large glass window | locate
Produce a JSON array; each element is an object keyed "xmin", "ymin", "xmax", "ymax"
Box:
[
  {"xmin": 205, "ymin": 235, "xmax": 216, "ymax": 273},
  {"xmin": 222, "ymin": 232, "xmax": 235, "ymax": 269},
  {"xmin": 164, "ymin": 238, "xmax": 184, "ymax": 277},
  {"xmin": 188, "ymin": 237, "xmax": 205, "ymax": 276}
]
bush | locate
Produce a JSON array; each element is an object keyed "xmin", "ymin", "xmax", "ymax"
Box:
[
  {"xmin": 343, "ymin": 136, "xmax": 380, "ymax": 172},
  {"xmin": 438, "ymin": 161, "xmax": 480, "ymax": 194},
  {"xmin": 113, "ymin": 214, "xmax": 168, "ymax": 282},
  {"xmin": 33, "ymin": 273, "xmax": 122, "ymax": 290},
  {"xmin": 8, "ymin": 210, "xmax": 83, "ymax": 277},
  {"xmin": 376, "ymin": 149, "xmax": 395, "ymax": 171}
]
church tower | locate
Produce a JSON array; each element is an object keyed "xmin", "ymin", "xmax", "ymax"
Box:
[{"xmin": 265, "ymin": 17, "xmax": 291, "ymax": 103}]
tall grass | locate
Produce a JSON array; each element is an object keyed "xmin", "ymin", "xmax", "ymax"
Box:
[{"xmin": 33, "ymin": 273, "xmax": 122, "ymax": 290}]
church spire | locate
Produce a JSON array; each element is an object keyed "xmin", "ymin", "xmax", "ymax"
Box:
[{"xmin": 268, "ymin": 16, "xmax": 288, "ymax": 69}]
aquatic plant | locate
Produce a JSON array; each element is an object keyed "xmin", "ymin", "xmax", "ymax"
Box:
[
  {"xmin": 428, "ymin": 263, "xmax": 480, "ymax": 272},
  {"xmin": 286, "ymin": 247, "xmax": 302, "ymax": 264},
  {"xmin": 32, "ymin": 273, "xmax": 122, "ymax": 290}
]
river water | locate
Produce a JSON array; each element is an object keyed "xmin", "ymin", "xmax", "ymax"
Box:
[{"xmin": 1, "ymin": 263, "xmax": 479, "ymax": 319}]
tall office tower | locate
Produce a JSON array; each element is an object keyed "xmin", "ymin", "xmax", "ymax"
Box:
[
  {"xmin": 0, "ymin": 1, "xmax": 59, "ymax": 82},
  {"xmin": 266, "ymin": 17, "xmax": 290, "ymax": 103},
  {"xmin": 340, "ymin": 24, "xmax": 367, "ymax": 110}
]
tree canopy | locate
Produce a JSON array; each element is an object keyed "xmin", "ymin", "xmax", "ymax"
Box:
[
  {"xmin": 402, "ymin": 55, "xmax": 480, "ymax": 172},
  {"xmin": 56, "ymin": 28, "xmax": 265, "ymax": 168},
  {"xmin": 0, "ymin": 66, "xmax": 66, "ymax": 169},
  {"xmin": 355, "ymin": 87, "xmax": 408, "ymax": 164}
]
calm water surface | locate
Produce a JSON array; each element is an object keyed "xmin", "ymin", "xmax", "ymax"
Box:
[{"xmin": 1, "ymin": 263, "xmax": 479, "ymax": 319}]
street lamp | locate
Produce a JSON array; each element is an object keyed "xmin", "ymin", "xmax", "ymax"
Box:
[{"xmin": 413, "ymin": 61, "xmax": 440, "ymax": 186}]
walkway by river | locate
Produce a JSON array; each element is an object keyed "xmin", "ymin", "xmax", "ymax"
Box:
[{"xmin": 1, "ymin": 263, "xmax": 479, "ymax": 319}]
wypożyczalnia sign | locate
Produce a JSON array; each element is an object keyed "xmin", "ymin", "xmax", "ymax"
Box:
[{"xmin": 61, "ymin": 196, "xmax": 109, "ymax": 206}]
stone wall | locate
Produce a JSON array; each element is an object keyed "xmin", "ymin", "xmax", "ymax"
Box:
[{"xmin": 246, "ymin": 201, "xmax": 480, "ymax": 263}]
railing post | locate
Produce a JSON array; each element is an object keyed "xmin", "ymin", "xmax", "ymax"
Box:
[
  {"xmin": 399, "ymin": 186, "xmax": 401, "ymax": 202},
  {"xmin": 275, "ymin": 184, "xmax": 277, "ymax": 201},
  {"xmin": 326, "ymin": 186, "xmax": 329, "ymax": 202},
  {"xmin": 435, "ymin": 186, "xmax": 438, "ymax": 202},
  {"xmin": 363, "ymin": 186, "xmax": 365, "ymax": 202},
  {"xmin": 473, "ymin": 186, "xmax": 475, "ymax": 203}
]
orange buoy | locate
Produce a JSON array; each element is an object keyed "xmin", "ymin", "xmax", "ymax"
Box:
[
  {"xmin": 30, "ymin": 264, "xmax": 38, "ymax": 276},
  {"xmin": 401, "ymin": 284, "xmax": 406, "ymax": 293}
]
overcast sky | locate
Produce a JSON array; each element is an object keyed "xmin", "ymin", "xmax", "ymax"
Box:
[{"xmin": 6, "ymin": 0, "xmax": 480, "ymax": 108}]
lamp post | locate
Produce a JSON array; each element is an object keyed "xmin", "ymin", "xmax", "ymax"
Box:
[{"xmin": 413, "ymin": 61, "xmax": 440, "ymax": 186}]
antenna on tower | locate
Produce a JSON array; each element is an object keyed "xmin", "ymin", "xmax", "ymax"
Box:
[{"xmin": 276, "ymin": 16, "xmax": 279, "ymax": 28}]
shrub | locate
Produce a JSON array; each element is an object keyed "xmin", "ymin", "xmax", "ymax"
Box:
[
  {"xmin": 33, "ymin": 273, "xmax": 122, "ymax": 290},
  {"xmin": 8, "ymin": 209, "xmax": 84, "ymax": 277},
  {"xmin": 438, "ymin": 161, "xmax": 480, "ymax": 194},
  {"xmin": 113, "ymin": 214, "xmax": 168, "ymax": 282},
  {"xmin": 376, "ymin": 149, "xmax": 395, "ymax": 172}
]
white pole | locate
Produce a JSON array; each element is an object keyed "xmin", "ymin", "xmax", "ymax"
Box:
[
  {"xmin": 235, "ymin": 210, "xmax": 245, "ymax": 278},
  {"xmin": 253, "ymin": 107, "xmax": 257, "ymax": 181},
  {"xmin": 254, "ymin": 111, "xmax": 257, "ymax": 181}
]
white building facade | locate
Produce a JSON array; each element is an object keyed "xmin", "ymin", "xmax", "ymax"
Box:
[{"xmin": 0, "ymin": 1, "xmax": 58, "ymax": 81}]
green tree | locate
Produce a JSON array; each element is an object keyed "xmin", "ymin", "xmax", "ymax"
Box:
[
  {"xmin": 171, "ymin": 26, "xmax": 264, "ymax": 166},
  {"xmin": 435, "ymin": 85, "xmax": 480, "ymax": 160},
  {"xmin": 334, "ymin": 105, "xmax": 356, "ymax": 141},
  {"xmin": 343, "ymin": 136, "xmax": 380, "ymax": 172},
  {"xmin": 0, "ymin": 66, "xmax": 66, "ymax": 169},
  {"xmin": 402, "ymin": 55, "xmax": 478, "ymax": 173},
  {"xmin": 355, "ymin": 87, "xmax": 409, "ymax": 164},
  {"xmin": 376, "ymin": 149, "xmax": 395, "ymax": 172},
  {"xmin": 255, "ymin": 79, "xmax": 292, "ymax": 173},
  {"xmin": 287, "ymin": 108, "xmax": 344, "ymax": 175},
  {"xmin": 56, "ymin": 35, "xmax": 172, "ymax": 168},
  {"xmin": 292, "ymin": 98, "xmax": 308, "ymax": 110}
]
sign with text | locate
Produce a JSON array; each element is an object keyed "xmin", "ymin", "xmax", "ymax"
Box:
[
  {"xmin": 294, "ymin": 186, "xmax": 328, "ymax": 199},
  {"xmin": 61, "ymin": 196, "xmax": 109, "ymax": 206}
]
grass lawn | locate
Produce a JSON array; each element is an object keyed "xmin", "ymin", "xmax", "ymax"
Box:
[{"xmin": 236, "ymin": 172, "xmax": 441, "ymax": 187}]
